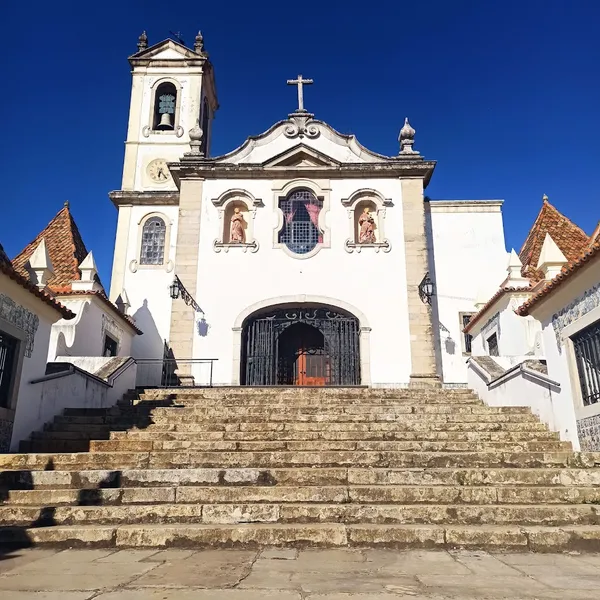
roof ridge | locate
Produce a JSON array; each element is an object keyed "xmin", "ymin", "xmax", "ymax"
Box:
[
  {"xmin": 517, "ymin": 196, "xmax": 590, "ymax": 281},
  {"xmin": 11, "ymin": 205, "xmax": 100, "ymax": 293}
]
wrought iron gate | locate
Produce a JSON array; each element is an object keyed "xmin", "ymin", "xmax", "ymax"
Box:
[
  {"xmin": 242, "ymin": 307, "xmax": 360, "ymax": 386},
  {"xmin": 573, "ymin": 319, "xmax": 600, "ymax": 406}
]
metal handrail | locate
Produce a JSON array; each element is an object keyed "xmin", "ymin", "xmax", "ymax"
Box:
[{"xmin": 135, "ymin": 358, "xmax": 218, "ymax": 388}]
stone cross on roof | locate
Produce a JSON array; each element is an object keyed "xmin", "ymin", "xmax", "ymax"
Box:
[{"xmin": 287, "ymin": 74, "xmax": 313, "ymax": 112}]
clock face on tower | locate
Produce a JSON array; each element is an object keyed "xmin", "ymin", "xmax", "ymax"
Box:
[{"xmin": 147, "ymin": 159, "xmax": 171, "ymax": 183}]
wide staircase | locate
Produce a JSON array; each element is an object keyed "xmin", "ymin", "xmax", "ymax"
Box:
[{"xmin": 1, "ymin": 387, "xmax": 600, "ymax": 551}]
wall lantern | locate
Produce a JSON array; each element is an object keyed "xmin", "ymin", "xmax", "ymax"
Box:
[
  {"xmin": 169, "ymin": 275, "xmax": 203, "ymax": 313},
  {"xmin": 169, "ymin": 279, "xmax": 181, "ymax": 300},
  {"xmin": 418, "ymin": 272, "xmax": 435, "ymax": 305}
]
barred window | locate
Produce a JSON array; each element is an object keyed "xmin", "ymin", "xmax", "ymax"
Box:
[
  {"xmin": 279, "ymin": 190, "xmax": 323, "ymax": 255},
  {"xmin": 461, "ymin": 313, "xmax": 475, "ymax": 354},
  {"xmin": 487, "ymin": 333, "xmax": 499, "ymax": 357},
  {"xmin": 140, "ymin": 217, "xmax": 166, "ymax": 265}
]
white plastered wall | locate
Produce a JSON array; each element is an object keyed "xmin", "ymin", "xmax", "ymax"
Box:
[
  {"xmin": 0, "ymin": 274, "xmax": 62, "ymax": 450},
  {"xmin": 532, "ymin": 259, "xmax": 600, "ymax": 449},
  {"xmin": 119, "ymin": 204, "xmax": 180, "ymax": 359},
  {"xmin": 47, "ymin": 296, "xmax": 136, "ymax": 361},
  {"xmin": 188, "ymin": 176, "xmax": 411, "ymax": 386},
  {"xmin": 427, "ymin": 202, "xmax": 507, "ymax": 383},
  {"xmin": 470, "ymin": 294, "xmax": 543, "ymax": 358}
]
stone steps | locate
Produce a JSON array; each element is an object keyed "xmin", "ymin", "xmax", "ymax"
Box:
[
  {"xmin": 4, "ymin": 467, "xmax": 600, "ymax": 489},
  {"xmin": 4, "ymin": 385, "xmax": 600, "ymax": 551},
  {"xmin": 107, "ymin": 430, "xmax": 560, "ymax": 441},
  {"xmin": 1, "ymin": 450, "xmax": 594, "ymax": 470},
  {"xmin": 43, "ymin": 421, "xmax": 552, "ymax": 433},
  {"xmin": 1, "ymin": 502, "xmax": 599, "ymax": 527},
  {"xmin": 4, "ymin": 485, "xmax": 600, "ymax": 506},
  {"xmin": 2, "ymin": 522, "xmax": 600, "ymax": 551},
  {"xmin": 86, "ymin": 440, "xmax": 571, "ymax": 453}
]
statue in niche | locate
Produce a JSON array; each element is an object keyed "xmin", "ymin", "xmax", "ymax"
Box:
[
  {"xmin": 229, "ymin": 207, "xmax": 246, "ymax": 243},
  {"xmin": 358, "ymin": 207, "xmax": 376, "ymax": 243}
]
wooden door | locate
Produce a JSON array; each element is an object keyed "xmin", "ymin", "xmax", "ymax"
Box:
[{"xmin": 295, "ymin": 350, "xmax": 329, "ymax": 386}]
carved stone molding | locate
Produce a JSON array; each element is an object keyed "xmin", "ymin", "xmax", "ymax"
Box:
[
  {"xmin": 0, "ymin": 294, "xmax": 39, "ymax": 357},
  {"xmin": 101, "ymin": 313, "xmax": 124, "ymax": 354},
  {"xmin": 213, "ymin": 240, "xmax": 259, "ymax": 254},
  {"xmin": 344, "ymin": 239, "xmax": 391, "ymax": 254},
  {"xmin": 283, "ymin": 111, "xmax": 320, "ymax": 139},
  {"xmin": 552, "ymin": 282, "xmax": 600, "ymax": 350},
  {"xmin": 481, "ymin": 312, "xmax": 500, "ymax": 338}
]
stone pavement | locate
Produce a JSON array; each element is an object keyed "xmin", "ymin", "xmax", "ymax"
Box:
[{"xmin": 1, "ymin": 547, "xmax": 600, "ymax": 599}]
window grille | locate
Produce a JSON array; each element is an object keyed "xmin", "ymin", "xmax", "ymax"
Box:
[
  {"xmin": 279, "ymin": 190, "xmax": 323, "ymax": 255},
  {"xmin": 461, "ymin": 313, "xmax": 474, "ymax": 354},
  {"xmin": 140, "ymin": 217, "xmax": 166, "ymax": 265},
  {"xmin": 572, "ymin": 320, "xmax": 600, "ymax": 406},
  {"xmin": 487, "ymin": 333, "xmax": 499, "ymax": 357}
]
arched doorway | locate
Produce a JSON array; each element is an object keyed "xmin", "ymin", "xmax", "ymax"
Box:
[{"xmin": 241, "ymin": 305, "xmax": 360, "ymax": 386}]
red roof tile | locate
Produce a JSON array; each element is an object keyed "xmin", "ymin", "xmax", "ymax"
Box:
[
  {"xmin": 11, "ymin": 204, "xmax": 102, "ymax": 293},
  {"xmin": 518, "ymin": 198, "xmax": 590, "ymax": 281},
  {"xmin": 0, "ymin": 260, "xmax": 75, "ymax": 319},
  {"xmin": 516, "ymin": 242, "xmax": 600, "ymax": 316}
]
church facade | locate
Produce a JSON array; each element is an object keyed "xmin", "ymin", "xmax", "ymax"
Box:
[{"xmin": 108, "ymin": 33, "xmax": 508, "ymax": 387}]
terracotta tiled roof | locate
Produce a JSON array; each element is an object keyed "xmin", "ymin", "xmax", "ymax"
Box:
[
  {"xmin": 463, "ymin": 286, "xmax": 532, "ymax": 334},
  {"xmin": 516, "ymin": 242, "xmax": 600, "ymax": 316},
  {"xmin": 518, "ymin": 198, "xmax": 590, "ymax": 281},
  {"xmin": 55, "ymin": 290, "xmax": 143, "ymax": 335},
  {"xmin": 11, "ymin": 204, "xmax": 102, "ymax": 293},
  {"xmin": 0, "ymin": 259, "xmax": 75, "ymax": 319}
]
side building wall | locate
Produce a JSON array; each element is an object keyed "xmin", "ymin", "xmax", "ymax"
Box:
[{"xmin": 427, "ymin": 200, "xmax": 507, "ymax": 383}]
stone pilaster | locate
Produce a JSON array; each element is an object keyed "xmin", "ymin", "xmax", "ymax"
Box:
[
  {"xmin": 169, "ymin": 178, "xmax": 204, "ymax": 360},
  {"xmin": 401, "ymin": 178, "xmax": 439, "ymax": 387}
]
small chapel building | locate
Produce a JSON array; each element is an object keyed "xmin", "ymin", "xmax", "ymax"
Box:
[{"xmin": 107, "ymin": 32, "xmax": 508, "ymax": 388}]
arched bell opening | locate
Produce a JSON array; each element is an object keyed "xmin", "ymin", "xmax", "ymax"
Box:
[{"xmin": 240, "ymin": 304, "xmax": 360, "ymax": 386}]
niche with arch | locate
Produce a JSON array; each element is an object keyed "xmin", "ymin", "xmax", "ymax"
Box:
[
  {"xmin": 211, "ymin": 190, "xmax": 263, "ymax": 253},
  {"xmin": 143, "ymin": 79, "xmax": 184, "ymax": 137},
  {"xmin": 342, "ymin": 189, "xmax": 392, "ymax": 253}
]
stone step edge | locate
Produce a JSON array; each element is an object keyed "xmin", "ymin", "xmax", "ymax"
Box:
[
  {"xmin": 3, "ymin": 467, "xmax": 600, "ymax": 489},
  {"xmin": 3, "ymin": 523, "xmax": 600, "ymax": 551}
]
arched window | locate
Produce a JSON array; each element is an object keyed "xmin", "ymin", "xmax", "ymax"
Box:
[
  {"xmin": 279, "ymin": 190, "xmax": 323, "ymax": 255},
  {"xmin": 140, "ymin": 217, "xmax": 166, "ymax": 264},
  {"xmin": 201, "ymin": 97, "xmax": 210, "ymax": 155},
  {"xmin": 153, "ymin": 82, "xmax": 177, "ymax": 131}
]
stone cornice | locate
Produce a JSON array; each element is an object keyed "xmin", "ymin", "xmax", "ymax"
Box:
[
  {"xmin": 109, "ymin": 190, "xmax": 180, "ymax": 207},
  {"xmin": 167, "ymin": 160, "xmax": 437, "ymax": 187}
]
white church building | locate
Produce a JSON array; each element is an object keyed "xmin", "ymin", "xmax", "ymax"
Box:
[{"xmin": 107, "ymin": 32, "xmax": 508, "ymax": 388}]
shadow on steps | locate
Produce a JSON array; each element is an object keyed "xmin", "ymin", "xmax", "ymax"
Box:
[{"xmin": 18, "ymin": 393, "xmax": 178, "ymax": 453}]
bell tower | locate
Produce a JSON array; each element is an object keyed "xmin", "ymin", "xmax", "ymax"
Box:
[{"xmin": 120, "ymin": 31, "xmax": 218, "ymax": 192}]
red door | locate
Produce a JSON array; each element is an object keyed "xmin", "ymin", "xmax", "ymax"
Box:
[{"xmin": 295, "ymin": 350, "xmax": 329, "ymax": 386}]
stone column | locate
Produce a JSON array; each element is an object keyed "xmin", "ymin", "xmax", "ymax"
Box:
[
  {"xmin": 401, "ymin": 178, "xmax": 439, "ymax": 387},
  {"xmin": 169, "ymin": 177, "xmax": 204, "ymax": 361}
]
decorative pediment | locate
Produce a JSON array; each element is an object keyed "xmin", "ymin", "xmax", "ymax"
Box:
[
  {"xmin": 263, "ymin": 145, "xmax": 340, "ymax": 169},
  {"xmin": 129, "ymin": 39, "xmax": 206, "ymax": 64}
]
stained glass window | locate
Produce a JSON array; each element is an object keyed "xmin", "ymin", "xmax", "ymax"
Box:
[
  {"xmin": 140, "ymin": 217, "xmax": 166, "ymax": 265},
  {"xmin": 279, "ymin": 190, "xmax": 323, "ymax": 255}
]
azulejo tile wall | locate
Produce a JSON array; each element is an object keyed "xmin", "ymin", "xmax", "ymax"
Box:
[{"xmin": 577, "ymin": 413, "xmax": 600, "ymax": 451}]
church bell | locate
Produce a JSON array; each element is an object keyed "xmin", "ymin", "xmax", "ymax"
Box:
[{"xmin": 157, "ymin": 112, "xmax": 173, "ymax": 130}]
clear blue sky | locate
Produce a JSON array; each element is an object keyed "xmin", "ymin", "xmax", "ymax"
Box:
[{"xmin": 3, "ymin": 1, "xmax": 599, "ymax": 285}]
